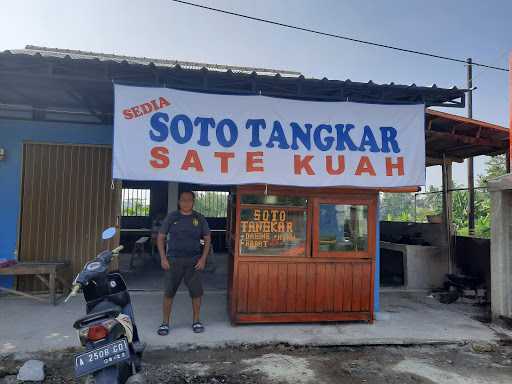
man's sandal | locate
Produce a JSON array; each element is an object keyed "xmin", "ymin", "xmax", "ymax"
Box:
[
  {"xmin": 157, "ymin": 323, "xmax": 170, "ymax": 336},
  {"xmin": 192, "ymin": 322, "xmax": 204, "ymax": 333}
]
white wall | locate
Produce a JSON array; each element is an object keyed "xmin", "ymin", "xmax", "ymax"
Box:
[{"xmin": 489, "ymin": 175, "xmax": 512, "ymax": 319}]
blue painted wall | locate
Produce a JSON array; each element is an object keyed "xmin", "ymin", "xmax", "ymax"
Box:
[{"xmin": 0, "ymin": 119, "xmax": 112, "ymax": 287}]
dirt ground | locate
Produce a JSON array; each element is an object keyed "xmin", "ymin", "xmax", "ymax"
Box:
[{"xmin": 1, "ymin": 343, "xmax": 512, "ymax": 384}]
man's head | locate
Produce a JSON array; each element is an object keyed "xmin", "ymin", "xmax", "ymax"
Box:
[{"xmin": 178, "ymin": 191, "xmax": 195, "ymax": 213}]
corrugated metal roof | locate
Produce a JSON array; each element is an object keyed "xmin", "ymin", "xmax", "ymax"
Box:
[
  {"xmin": 4, "ymin": 46, "xmax": 463, "ymax": 91},
  {"xmin": 2, "ymin": 47, "xmax": 499, "ymax": 163},
  {"xmin": 0, "ymin": 45, "xmax": 467, "ymax": 112},
  {"xmin": 9, "ymin": 45, "xmax": 302, "ymax": 77}
]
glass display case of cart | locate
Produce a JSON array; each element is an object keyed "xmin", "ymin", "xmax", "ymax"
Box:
[
  {"xmin": 318, "ymin": 203, "xmax": 368, "ymax": 253},
  {"xmin": 239, "ymin": 195, "xmax": 308, "ymax": 257}
]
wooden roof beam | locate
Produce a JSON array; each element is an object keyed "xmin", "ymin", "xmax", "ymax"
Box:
[
  {"xmin": 426, "ymin": 156, "xmax": 444, "ymax": 166},
  {"xmin": 427, "ymin": 109, "xmax": 508, "ymax": 133},
  {"xmin": 427, "ymin": 130, "xmax": 506, "ymax": 148},
  {"xmin": 426, "ymin": 151, "xmax": 464, "ymax": 163}
]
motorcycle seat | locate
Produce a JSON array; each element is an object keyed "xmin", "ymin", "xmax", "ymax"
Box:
[
  {"xmin": 73, "ymin": 305, "xmax": 122, "ymax": 329},
  {"xmin": 89, "ymin": 300, "xmax": 123, "ymax": 314}
]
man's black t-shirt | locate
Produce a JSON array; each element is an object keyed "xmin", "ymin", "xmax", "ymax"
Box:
[{"xmin": 159, "ymin": 210, "xmax": 210, "ymax": 259}]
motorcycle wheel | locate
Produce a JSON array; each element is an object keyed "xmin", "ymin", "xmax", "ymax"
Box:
[{"xmin": 82, "ymin": 364, "xmax": 130, "ymax": 384}]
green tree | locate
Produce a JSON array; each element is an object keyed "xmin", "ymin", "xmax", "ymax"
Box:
[
  {"xmin": 478, "ymin": 154, "xmax": 507, "ymax": 186},
  {"xmin": 380, "ymin": 155, "xmax": 505, "ymax": 237},
  {"xmin": 194, "ymin": 192, "xmax": 228, "ymax": 218},
  {"xmin": 451, "ymin": 184, "xmax": 468, "ymax": 233},
  {"xmin": 122, "ymin": 200, "xmax": 150, "ymax": 216},
  {"xmin": 380, "ymin": 192, "xmax": 414, "ymax": 221},
  {"xmin": 419, "ymin": 185, "xmax": 442, "ymax": 221},
  {"xmin": 456, "ymin": 155, "xmax": 506, "ymax": 237}
]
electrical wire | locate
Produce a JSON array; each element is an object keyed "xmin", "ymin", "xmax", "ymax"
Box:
[
  {"xmin": 470, "ymin": 49, "xmax": 511, "ymax": 83},
  {"xmin": 171, "ymin": 0, "xmax": 509, "ymax": 72}
]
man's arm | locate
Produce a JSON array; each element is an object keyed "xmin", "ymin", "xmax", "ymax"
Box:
[
  {"xmin": 157, "ymin": 233, "xmax": 170, "ymax": 270},
  {"xmin": 195, "ymin": 234, "xmax": 211, "ymax": 271},
  {"xmin": 157, "ymin": 233, "xmax": 166, "ymax": 260},
  {"xmin": 195, "ymin": 216, "xmax": 211, "ymax": 271},
  {"xmin": 202, "ymin": 235, "xmax": 211, "ymax": 259},
  {"xmin": 158, "ymin": 215, "xmax": 170, "ymax": 270}
]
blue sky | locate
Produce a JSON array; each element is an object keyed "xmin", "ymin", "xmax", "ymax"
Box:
[{"xmin": 1, "ymin": 0, "xmax": 510, "ymax": 187}]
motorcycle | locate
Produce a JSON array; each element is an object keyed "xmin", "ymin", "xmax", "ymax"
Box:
[{"xmin": 65, "ymin": 227, "xmax": 146, "ymax": 384}]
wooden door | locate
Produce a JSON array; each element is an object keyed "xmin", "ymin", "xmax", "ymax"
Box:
[{"xmin": 18, "ymin": 143, "xmax": 120, "ymax": 292}]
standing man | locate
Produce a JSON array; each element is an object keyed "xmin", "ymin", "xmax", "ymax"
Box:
[{"xmin": 156, "ymin": 191, "xmax": 211, "ymax": 335}]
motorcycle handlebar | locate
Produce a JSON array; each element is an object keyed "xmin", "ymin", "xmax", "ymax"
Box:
[
  {"xmin": 64, "ymin": 244, "xmax": 124, "ymax": 303},
  {"xmin": 64, "ymin": 284, "xmax": 80, "ymax": 303},
  {"xmin": 112, "ymin": 245, "xmax": 124, "ymax": 254}
]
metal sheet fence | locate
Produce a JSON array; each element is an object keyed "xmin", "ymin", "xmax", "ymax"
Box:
[{"xmin": 18, "ymin": 143, "xmax": 120, "ymax": 291}]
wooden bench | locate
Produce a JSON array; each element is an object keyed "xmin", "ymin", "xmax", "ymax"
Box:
[{"xmin": 0, "ymin": 262, "xmax": 70, "ymax": 305}]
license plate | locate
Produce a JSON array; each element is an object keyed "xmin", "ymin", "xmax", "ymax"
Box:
[{"xmin": 74, "ymin": 338, "xmax": 130, "ymax": 377}]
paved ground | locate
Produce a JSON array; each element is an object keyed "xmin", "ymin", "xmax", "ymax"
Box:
[
  {"xmin": 1, "ymin": 344, "xmax": 512, "ymax": 383},
  {"xmin": 121, "ymin": 254, "xmax": 228, "ymax": 291},
  {"xmin": 1, "ymin": 291, "xmax": 510, "ymax": 355}
]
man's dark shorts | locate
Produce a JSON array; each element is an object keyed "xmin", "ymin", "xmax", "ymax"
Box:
[{"xmin": 164, "ymin": 257, "xmax": 203, "ymax": 298}]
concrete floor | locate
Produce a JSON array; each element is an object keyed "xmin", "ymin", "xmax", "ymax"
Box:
[
  {"xmin": 120, "ymin": 252, "xmax": 228, "ymax": 291},
  {"xmin": 1, "ymin": 290, "xmax": 510, "ymax": 355}
]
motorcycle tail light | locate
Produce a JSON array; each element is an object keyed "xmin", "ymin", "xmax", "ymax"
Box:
[
  {"xmin": 87, "ymin": 325, "xmax": 108, "ymax": 341},
  {"xmin": 78, "ymin": 319, "xmax": 117, "ymax": 344}
]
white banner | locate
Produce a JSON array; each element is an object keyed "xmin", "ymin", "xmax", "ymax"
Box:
[{"xmin": 113, "ymin": 84, "xmax": 425, "ymax": 188}]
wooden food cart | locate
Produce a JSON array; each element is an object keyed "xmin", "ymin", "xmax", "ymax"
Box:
[{"xmin": 227, "ymin": 185, "xmax": 377, "ymax": 324}]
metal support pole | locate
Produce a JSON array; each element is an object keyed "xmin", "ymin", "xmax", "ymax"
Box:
[
  {"xmin": 509, "ymin": 54, "xmax": 512, "ymax": 171},
  {"xmin": 507, "ymin": 149, "xmax": 511, "ymax": 174},
  {"xmin": 413, "ymin": 193, "xmax": 417, "ymax": 223},
  {"xmin": 442, "ymin": 155, "xmax": 453, "ymax": 274},
  {"xmin": 467, "ymin": 58, "xmax": 475, "ymax": 236}
]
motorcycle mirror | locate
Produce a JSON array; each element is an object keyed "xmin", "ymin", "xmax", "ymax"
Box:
[{"xmin": 101, "ymin": 227, "xmax": 117, "ymax": 240}]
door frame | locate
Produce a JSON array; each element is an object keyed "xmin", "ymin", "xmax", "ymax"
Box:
[{"xmin": 311, "ymin": 195, "xmax": 377, "ymax": 259}]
